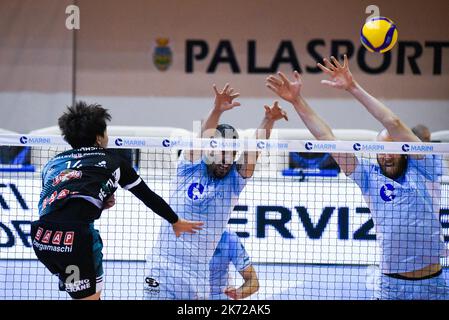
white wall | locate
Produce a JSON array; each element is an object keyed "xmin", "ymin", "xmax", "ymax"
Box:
[{"xmin": 0, "ymin": 92, "xmax": 448, "ymax": 134}]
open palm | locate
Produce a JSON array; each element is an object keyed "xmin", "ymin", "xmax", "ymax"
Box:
[
  {"xmin": 213, "ymin": 83, "xmax": 241, "ymax": 112},
  {"xmin": 172, "ymin": 218, "xmax": 204, "ymax": 238},
  {"xmin": 264, "ymin": 101, "xmax": 288, "ymax": 122},
  {"xmin": 266, "ymin": 71, "xmax": 302, "ymax": 104},
  {"xmin": 317, "ymin": 55, "xmax": 355, "ymax": 90}
]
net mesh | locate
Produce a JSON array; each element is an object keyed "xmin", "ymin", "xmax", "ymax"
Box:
[{"xmin": 1, "ymin": 136, "xmax": 448, "ymax": 300}]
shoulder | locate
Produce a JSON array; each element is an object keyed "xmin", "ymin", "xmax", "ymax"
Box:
[
  {"xmin": 103, "ymin": 148, "xmax": 123, "ymax": 159},
  {"xmin": 231, "ymin": 163, "xmax": 250, "ymax": 182},
  {"xmin": 217, "ymin": 230, "xmax": 239, "ymax": 248},
  {"xmin": 102, "ymin": 149, "xmax": 133, "ymax": 166},
  {"xmin": 225, "ymin": 231, "xmax": 244, "ymax": 252},
  {"xmin": 407, "ymin": 154, "xmax": 441, "ymax": 179},
  {"xmin": 351, "ymin": 155, "xmax": 378, "ymax": 175},
  {"xmin": 225, "ymin": 230, "xmax": 240, "ymax": 243},
  {"xmin": 177, "ymin": 154, "xmax": 206, "ymax": 174}
]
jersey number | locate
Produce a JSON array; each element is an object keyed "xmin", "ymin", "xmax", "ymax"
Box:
[{"xmin": 66, "ymin": 160, "xmax": 82, "ymax": 169}]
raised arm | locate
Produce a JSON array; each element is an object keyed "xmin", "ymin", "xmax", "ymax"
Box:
[
  {"xmin": 185, "ymin": 83, "xmax": 241, "ymax": 162},
  {"xmin": 317, "ymin": 55, "xmax": 420, "ymax": 144},
  {"xmin": 237, "ymin": 101, "xmax": 288, "ymax": 178},
  {"xmin": 266, "ymin": 71, "xmax": 357, "ymax": 175}
]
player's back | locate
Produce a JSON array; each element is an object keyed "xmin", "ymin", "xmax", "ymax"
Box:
[{"xmin": 39, "ymin": 147, "xmax": 132, "ymax": 222}]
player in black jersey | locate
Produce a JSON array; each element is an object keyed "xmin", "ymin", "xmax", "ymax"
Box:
[{"xmin": 31, "ymin": 101, "xmax": 203, "ymax": 300}]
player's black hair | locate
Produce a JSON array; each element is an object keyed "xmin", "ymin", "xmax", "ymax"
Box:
[
  {"xmin": 58, "ymin": 101, "xmax": 111, "ymax": 149},
  {"xmin": 215, "ymin": 124, "xmax": 239, "ymax": 139}
]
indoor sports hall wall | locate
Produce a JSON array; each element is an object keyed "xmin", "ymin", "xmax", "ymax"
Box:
[
  {"xmin": 0, "ymin": 0, "xmax": 448, "ymax": 133},
  {"xmin": 1, "ymin": 1, "xmax": 449, "ymax": 300}
]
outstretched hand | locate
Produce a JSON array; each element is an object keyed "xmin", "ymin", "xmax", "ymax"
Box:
[
  {"xmin": 213, "ymin": 83, "xmax": 241, "ymax": 112},
  {"xmin": 317, "ymin": 54, "xmax": 355, "ymax": 90},
  {"xmin": 172, "ymin": 218, "xmax": 204, "ymax": 238},
  {"xmin": 264, "ymin": 101, "xmax": 288, "ymax": 122},
  {"xmin": 266, "ymin": 71, "xmax": 302, "ymax": 104}
]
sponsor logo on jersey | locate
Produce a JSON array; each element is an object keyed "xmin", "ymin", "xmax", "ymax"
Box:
[
  {"xmin": 380, "ymin": 183, "xmax": 396, "ymax": 202},
  {"xmin": 65, "ymin": 279, "xmax": 91, "ymax": 293},
  {"xmin": 33, "ymin": 228, "xmax": 75, "ymax": 253},
  {"xmin": 145, "ymin": 277, "xmax": 160, "ymax": 288},
  {"xmin": 52, "ymin": 170, "xmax": 82, "ymax": 186},
  {"xmin": 187, "ymin": 183, "xmax": 205, "ymax": 200},
  {"xmin": 144, "ymin": 277, "xmax": 160, "ymax": 295},
  {"xmin": 95, "ymin": 161, "xmax": 107, "ymax": 168},
  {"xmin": 42, "ymin": 189, "xmax": 76, "ymax": 209}
]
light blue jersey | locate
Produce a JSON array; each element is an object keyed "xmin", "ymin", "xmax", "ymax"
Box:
[
  {"xmin": 433, "ymin": 155, "xmax": 444, "ymax": 178},
  {"xmin": 145, "ymin": 155, "xmax": 247, "ymax": 299},
  {"xmin": 350, "ymin": 155, "xmax": 446, "ymax": 274},
  {"xmin": 209, "ymin": 230, "xmax": 251, "ymax": 300}
]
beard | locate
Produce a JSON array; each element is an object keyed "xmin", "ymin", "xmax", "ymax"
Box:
[
  {"xmin": 378, "ymin": 155, "xmax": 408, "ymax": 180},
  {"xmin": 208, "ymin": 163, "xmax": 232, "ymax": 179}
]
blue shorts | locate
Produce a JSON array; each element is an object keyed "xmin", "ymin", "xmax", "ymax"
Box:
[{"xmin": 374, "ymin": 270, "xmax": 449, "ymax": 300}]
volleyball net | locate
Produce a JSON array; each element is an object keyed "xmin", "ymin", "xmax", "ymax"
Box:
[{"xmin": 0, "ymin": 133, "xmax": 448, "ymax": 300}]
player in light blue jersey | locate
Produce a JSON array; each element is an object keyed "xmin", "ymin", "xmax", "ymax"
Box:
[
  {"xmin": 267, "ymin": 55, "xmax": 449, "ymax": 300},
  {"xmin": 144, "ymin": 83, "xmax": 288, "ymax": 300},
  {"xmin": 412, "ymin": 124, "xmax": 444, "ymax": 212},
  {"xmin": 412, "ymin": 124, "xmax": 444, "ymax": 176},
  {"xmin": 209, "ymin": 230, "xmax": 259, "ymax": 300}
]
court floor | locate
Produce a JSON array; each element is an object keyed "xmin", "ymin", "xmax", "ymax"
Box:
[{"xmin": 4, "ymin": 260, "xmax": 445, "ymax": 300}]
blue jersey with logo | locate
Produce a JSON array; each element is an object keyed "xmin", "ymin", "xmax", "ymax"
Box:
[
  {"xmin": 209, "ymin": 230, "xmax": 251, "ymax": 298},
  {"xmin": 350, "ymin": 155, "xmax": 446, "ymax": 273},
  {"xmin": 152, "ymin": 155, "xmax": 247, "ymax": 272},
  {"xmin": 39, "ymin": 147, "xmax": 141, "ymax": 221}
]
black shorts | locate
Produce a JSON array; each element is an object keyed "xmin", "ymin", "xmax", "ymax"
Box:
[{"xmin": 31, "ymin": 219, "xmax": 104, "ymax": 299}]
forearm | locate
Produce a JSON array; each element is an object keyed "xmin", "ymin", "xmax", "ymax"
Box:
[
  {"xmin": 347, "ymin": 82, "xmax": 420, "ymax": 142},
  {"xmin": 292, "ymin": 96, "xmax": 336, "ymax": 141},
  {"xmin": 186, "ymin": 108, "xmax": 223, "ymax": 162},
  {"xmin": 129, "ymin": 181, "xmax": 178, "ymax": 223},
  {"xmin": 239, "ymin": 117, "xmax": 275, "ymax": 177},
  {"xmin": 256, "ymin": 116, "xmax": 275, "ymax": 140},
  {"xmin": 201, "ymin": 108, "xmax": 223, "ymax": 137},
  {"xmin": 236, "ymin": 278, "xmax": 259, "ymax": 299},
  {"xmin": 347, "ymin": 81, "xmax": 398, "ymax": 128}
]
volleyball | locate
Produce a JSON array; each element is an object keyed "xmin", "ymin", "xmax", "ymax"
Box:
[{"xmin": 361, "ymin": 17, "xmax": 398, "ymax": 53}]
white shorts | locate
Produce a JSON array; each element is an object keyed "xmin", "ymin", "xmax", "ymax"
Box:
[
  {"xmin": 144, "ymin": 261, "xmax": 210, "ymax": 300},
  {"xmin": 210, "ymin": 292, "xmax": 229, "ymax": 300},
  {"xmin": 373, "ymin": 269, "xmax": 449, "ymax": 300}
]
